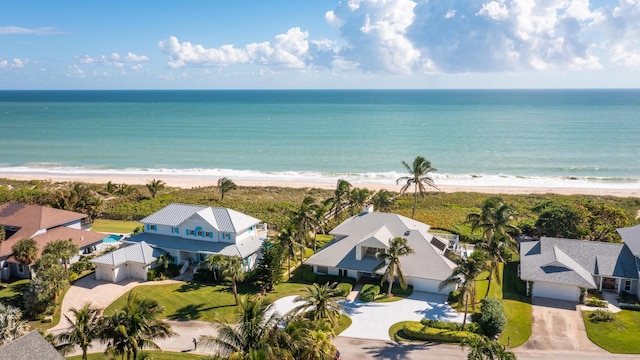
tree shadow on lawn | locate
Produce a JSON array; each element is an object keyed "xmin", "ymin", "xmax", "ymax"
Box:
[
  {"xmin": 168, "ymin": 302, "xmax": 236, "ymax": 321},
  {"xmin": 174, "ymin": 281, "xmax": 205, "ymax": 293},
  {"xmin": 364, "ymin": 341, "xmax": 442, "ymax": 360},
  {"xmin": 1, "ymin": 281, "xmax": 29, "ymax": 308}
]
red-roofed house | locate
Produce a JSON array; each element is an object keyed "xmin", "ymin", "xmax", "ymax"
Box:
[{"xmin": 0, "ymin": 203, "xmax": 105, "ymax": 279}]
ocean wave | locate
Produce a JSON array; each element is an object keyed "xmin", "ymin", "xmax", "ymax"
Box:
[{"xmin": 1, "ymin": 165, "xmax": 639, "ymax": 190}]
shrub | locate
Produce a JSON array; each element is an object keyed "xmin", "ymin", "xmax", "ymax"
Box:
[
  {"xmin": 447, "ymin": 290, "xmax": 460, "ymax": 304},
  {"xmin": 402, "ymin": 322, "xmax": 480, "ymax": 343},
  {"xmin": 589, "ymin": 309, "xmax": 614, "ymax": 322},
  {"xmin": 420, "ymin": 318, "xmax": 481, "ymax": 334},
  {"xmin": 337, "ymin": 283, "xmax": 353, "ymax": 297},
  {"xmin": 478, "ymin": 297, "xmax": 506, "ymax": 339},
  {"xmin": 380, "ymin": 283, "xmax": 413, "ymax": 297},
  {"xmin": 301, "ymin": 266, "xmax": 317, "ymax": 283},
  {"xmin": 70, "ymin": 261, "xmax": 91, "ymax": 274},
  {"xmin": 586, "ymin": 297, "xmax": 607, "ymax": 308},
  {"xmin": 360, "ymin": 284, "xmax": 380, "ymax": 302},
  {"xmin": 619, "ymin": 303, "xmax": 640, "ymax": 311},
  {"xmin": 68, "ymin": 272, "xmax": 79, "ymax": 282}
]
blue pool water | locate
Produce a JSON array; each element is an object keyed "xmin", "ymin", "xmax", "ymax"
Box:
[{"xmin": 102, "ymin": 234, "xmax": 122, "ymax": 243}]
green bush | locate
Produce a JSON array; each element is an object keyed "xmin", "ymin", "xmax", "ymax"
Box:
[
  {"xmin": 447, "ymin": 290, "xmax": 460, "ymax": 304},
  {"xmin": 420, "ymin": 318, "xmax": 481, "ymax": 334},
  {"xmin": 478, "ymin": 297, "xmax": 506, "ymax": 338},
  {"xmin": 589, "ymin": 309, "xmax": 615, "ymax": 322},
  {"xmin": 380, "ymin": 282, "xmax": 413, "ymax": 296},
  {"xmin": 586, "ymin": 297, "xmax": 607, "ymax": 308},
  {"xmin": 68, "ymin": 272, "xmax": 79, "ymax": 281},
  {"xmin": 337, "ymin": 283, "xmax": 353, "ymax": 297},
  {"xmin": 70, "ymin": 260, "xmax": 92, "ymax": 274},
  {"xmin": 301, "ymin": 266, "xmax": 317, "ymax": 283},
  {"xmin": 360, "ymin": 284, "xmax": 380, "ymax": 302},
  {"xmin": 317, "ymin": 274, "xmax": 356, "ymax": 287},
  {"xmin": 402, "ymin": 322, "xmax": 480, "ymax": 343}
]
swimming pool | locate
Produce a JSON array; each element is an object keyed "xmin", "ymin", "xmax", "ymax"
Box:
[{"xmin": 102, "ymin": 234, "xmax": 122, "ymax": 243}]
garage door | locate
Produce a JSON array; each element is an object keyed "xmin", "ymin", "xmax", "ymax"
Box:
[
  {"xmin": 113, "ymin": 265, "xmax": 128, "ymax": 283},
  {"xmin": 533, "ymin": 281, "xmax": 580, "ymax": 302},
  {"xmin": 95, "ymin": 265, "xmax": 113, "ymax": 282},
  {"xmin": 408, "ymin": 277, "xmax": 452, "ymax": 294}
]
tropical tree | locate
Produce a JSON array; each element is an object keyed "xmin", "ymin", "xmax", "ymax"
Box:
[
  {"xmin": 43, "ymin": 238, "xmax": 79, "ymax": 275},
  {"xmin": 220, "ymin": 256, "xmax": 246, "ymax": 306},
  {"xmin": 0, "ymin": 303, "xmax": 28, "ymax": 345},
  {"xmin": 115, "ymin": 183, "xmax": 138, "ymax": 197},
  {"xmin": 104, "ymin": 181, "xmax": 117, "ymax": 195},
  {"xmin": 292, "ymin": 196, "xmax": 317, "ymax": 259},
  {"xmin": 373, "ymin": 237, "xmax": 415, "ymax": 298},
  {"xmin": 348, "ymin": 188, "xmax": 371, "ymax": 216},
  {"xmin": 277, "ymin": 223, "xmax": 299, "ymax": 279},
  {"xmin": 202, "ymin": 254, "xmax": 224, "ymax": 282},
  {"xmin": 155, "ymin": 253, "xmax": 174, "ymax": 274},
  {"xmin": 200, "ymin": 296, "xmax": 281, "ymax": 358},
  {"xmin": 0, "ymin": 226, "xmax": 5, "ymax": 286},
  {"xmin": 34, "ymin": 253, "xmax": 69, "ymax": 303},
  {"xmin": 253, "ymin": 240, "xmax": 284, "ymax": 293},
  {"xmin": 56, "ymin": 303, "xmax": 101, "ymax": 360},
  {"xmin": 282, "ymin": 318, "xmax": 336, "ymax": 360},
  {"xmin": 100, "ymin": 292, "xmax": 174, "ymax": 360},
  {"xmin": 467, "ymin": 197, "xmax": 520, "ymax": 296},
  {"xmin": 461, "ymin": 336, "xmax": 517, "ymax": 360},
  {"xmin": 146, "ymin": 179, "xmax": 166, "ymax": 199},
  {"xmin": 439, "ymin": 251, "xmax": 489, "ymax": 328},
  {"xmin": 330, "ymin": 179, "xmax": 352, "ymax": 222},
  {"xmin": 218, "ymin": 177, "xmax": 238, "ymax": 200},
  {"xmin": 291, "ymin": 282, "xmax": 343, "ymax": 326},
  {"xmin": 396, "ymin": 156, "xmax": 438, "ymax": 219},
  {"xmin": 310, "ymin": 202, "xmax": 329, "ymax": 252},
  {"xmin": 12, "ymin": 238, "xmax": 39, "ymax": 276},
  {"xmin": 370, "ymin": 189, "xmax": 395, "ymax": 212}
]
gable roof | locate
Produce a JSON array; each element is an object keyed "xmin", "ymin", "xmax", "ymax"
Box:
[
  {"xmin": 140, "ymin": 203, "xmax": 261, "ymax": 233},
  {"xmin": 126, "ymin": 232, "xmax": 264, "ymax": 259},
  {"xmin": 0, "ymin": 331, "xmax": 64, "ymax": 360},
  {"xmin": 91, "ymin": 241, "xmax": 164, "ymax": 267},
  {"xmin": 520, "ymin": 237, "xmax": 638, "ymax": 288},
  {"xmin": 618, "ymin": 225, "xmax": 640, "ymax": 257},
  {"xmin": 305, "ymin": 212, "xmax": 456, "ymax": 281}
]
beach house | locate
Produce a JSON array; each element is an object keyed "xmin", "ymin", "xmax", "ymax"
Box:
[
  {"xmin": 520, "ymin": 232, "xmax": 640, "ymax": 302},
  {"xmin": 0, "ymin": 203, "xmax": 105, "ymax": 279},
  {"xmin": 305, "ymin": 207, "xmax": 458, "ymax": 294},
  {"xmin": 124, "ymin": 203, "xmax": 267, "ymax": 274}
]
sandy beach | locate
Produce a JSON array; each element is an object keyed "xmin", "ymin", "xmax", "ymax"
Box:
[{"xmin": 1, "ymin": 172, "xmax": 638, "ymax": 198}]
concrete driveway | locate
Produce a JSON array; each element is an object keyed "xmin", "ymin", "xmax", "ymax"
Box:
[
  {"xmin": 519, "ymin": 297, "xmax": 604, "ymax": 352},
  {"xmin": 271, "ymin": 291, "xmax": 467, "ymax": 341}
]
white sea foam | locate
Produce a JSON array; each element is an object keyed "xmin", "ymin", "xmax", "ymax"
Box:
[{"xmin": 1, "ymin": 166, "xmax": 639, "ymax": 190}]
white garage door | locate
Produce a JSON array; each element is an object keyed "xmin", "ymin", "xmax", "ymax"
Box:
[
  {"xmin": 113, "ymin": 264, "xmax": 128, "ymax": 283},
  {"xmin": 408, "ymin": 277, "xmax": 452, "ymax": 294},
  {"xmin": 95, "ymin": 265, "xmax": 114, "ymax": 282},
  {"xmin": 533, "ymin": 281, "xmax": 580, "ymax": 302}
]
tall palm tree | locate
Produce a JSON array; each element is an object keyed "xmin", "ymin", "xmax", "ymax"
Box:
[
  {"xmin": 370, "ymin": 189, "xmax": 395, "ymax": 212},
  {"xmin": 57, "ymin": 303, "xmax": 101, "ymax": 360},
  {"xmin": 467, "ymin": 197, "xmax": 520, "ymax": 296},
  {"xmin": 291, "ymin": 282, "xmax": 343, "ymax": 326},
  {"xmin": 100, "ymin": 292, "xmax": 174, "ymax": 360},
  {"xmin": 396, "ymin": 156, "xmax": 438, "ymax": 219},
  {"xmin": 439, "ymin": 251, "xmax": 489, "ymax": 328},
  {"xmin": 200, "ymin": 296, "xmax": 281, "ymax": 358},
  {"xmin": 11, "ymin": 238, "xmax": 39, "ymax": 277},
  {"xmin": 476, "ymin": 234, "xmax": 516, "ymax": 298},
  {"xmin": 155, "ymin": 253, "xmax": 174, "ymax": 274},
  {"xmin": 292, "ymin": 196, "xmax": 317, "ymax": 260},
  {"xmin": 348, "ymin": 188, "xmax": 371, "ymax": 216},
  {"xmin": 331, "ymin": 179, "xmax": 352, "ymax": 222},
  {"xmin": 310, "ymin": 202, "xmax": 328, "ymax": 253},
  {"xmin": 146, "ymin": 179, "xmax": 166, "ymax": 199},
  {"xmin": 277, "ymin": 223, "xmax": 299, "ymax": 279},
  {"xmin": 373, "ymin": 237, "xmax": 415, "ymax": 298},
  {"xmin": 218, "ymin": 177, "xmax": 238, "ymax": 200},
  {"xmin": 220, "ymin": 256, "xmax": 246, "ymax": 306},
  {"xmin": 43, "ymin": 238, "xmax": 79, "ymax": 275}
]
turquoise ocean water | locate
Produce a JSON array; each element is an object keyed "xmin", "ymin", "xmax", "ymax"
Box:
[{"xmin": 0, "ymin": 89, "xmax": 639, "ymax": 189}]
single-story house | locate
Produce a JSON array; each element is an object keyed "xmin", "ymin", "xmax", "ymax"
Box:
[
  {"xmin": 91, "ymin": 241, "xmax": 165, "ymax": 283},
  {"xmin": 305, "ymin": 207, "xmax": 457, "ymax": 294},
  {"xmin": 0, "ymin": 331, "xmax": 65, "ymax": 360},
  {"xmin": 520, "ymin": 236, "xmax": 639, "ymax": 302},
  {"xmin": 0, "ymin": 203, "xmax": 106, "ymax": 279}
]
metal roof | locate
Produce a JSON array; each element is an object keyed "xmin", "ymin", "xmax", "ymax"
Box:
[
  {"xmin": 127, "ymin": 232, "xmax": 264, "ymax": 259},
  {"xmin": 90, "ymin": 241, "xmax": 163, "ymax": 266},
  {"xmin": 140, "ymin": 203, "xmax": 260, "ymax": 233}
]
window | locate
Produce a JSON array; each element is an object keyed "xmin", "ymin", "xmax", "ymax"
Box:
[
  {"xmin": 149, "ymin": 224, "xmax": 157, "ymax": 231},
  {"xmin": 339, "ymin": 269, "xmax": 348, "ymax": 277},
  {"xmin": 17, "ymin": 263, "xmax": 24, "ymax": 274},
  {"xmin": 189, "ymin": 230, "xmax": 195, "ymax": 236},
  {"xmin": 625, "ymin": 280, "xmax": 632, "ymax": 292},
  {"xmin": 172, "ymin": 227, "xmax": 179, "ymax": 234},
  {"xmin": 205, "ymin": 232, "xmax": 211, "ymax": 237},
  {"xmin": 317, "ymin": 266, "xmax": 328, "ymax": 274},
  {"xmin": 197, "ymin": 231, "xmax": 203, "ymax": 237}
]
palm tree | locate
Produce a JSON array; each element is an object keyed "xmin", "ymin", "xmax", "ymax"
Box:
[
  {"xmin": 43, "ymin": 238, "xmax": 79, "ymax": 275},
  {"xmin": 220, "ymin": 256, "xmax": 246, "ymax": 306},
  {"xmin": 331, "ymin": 179, "xmax": 352, "ymax": 222},
  {"xmin": 155, "ymin": 253, "xmax": 174, "ymax": 275},
  {"xmin": 467, "ymin": 197, "xmax": 520, "ymax": 296},
  {"xmin": 218, "ymin": 177, "xmax": 238, "ymax": 200},
  {"xmin": 461, "ymin": 336, "xmax": 517, "ymax": 360},
  {"xmin": 292, "ymin": 196, "xmax": 317, "ymax": 260},
  {"xmin": 348, "ymin": 188, "xmax": 371, "ymax": 216},
  {"xmin": 104, "ymin": 181, "xmax": 117, "ymax": 195},
  {"xmin": 200, "ymin": 296, "xmax": 281, "ymax": 358},
  {"xmin": 202, "ymin": 254, "xmax": 224, "ymax": 282},
  {"xmin": 396, "ymin": 156, "xmax": 438, "ymax": 219},
  {"xmin": 0, "ymin": 226, "xmax": 5, "ymax": 286},
  {"xmin": 373, "ymin": 237, "xmax": 415, "ymax": 298},
  {"xmin": 12, "ymin": 238, "xmax": 39, "ymax": 277},
  {"xmin": 439, "ymin": 251, "xmax": 489, "ymax": 328},
  {"xmin": 56, "ymin": 303, "xmax": 101, "ymax": 360},
  {"xmin": 277, "ymin": 223, "xmax": 299, "ymax": 279},
  {"xmin": 100, "ymin": 292, "xmax": 174, "ymax": 360},
  {"xmin": 146, "ymin": 179, "xmax": 166, "ymax": 199},
  {"xmin": 0, "ymin": 303, "xmax": 28, "ymax": 345},
  {"xmin": 291, "ymin": 282, "xmax": 343, "ymax": 326},
  {"xmin": 310, "ymin": 202, "xmax": 328, "ymax": 253},
  {"xmin": 370, "ymin": 189, "xmax": 395, "ymax": 212}
]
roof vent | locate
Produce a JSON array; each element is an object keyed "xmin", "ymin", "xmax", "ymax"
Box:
[{"xmin": 404, "ymin": 230, "xmax": 410, "ymax": 236}]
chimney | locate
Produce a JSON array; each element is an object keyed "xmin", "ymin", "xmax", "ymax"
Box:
[{"xmin": 362, "ymin": 204, "xmax": 374, "ymax": 213}]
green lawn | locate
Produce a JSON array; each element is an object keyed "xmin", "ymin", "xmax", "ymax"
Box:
[
  {"xmin": 66, "ymin": 351, "xmax": 202, "ymax": 360},
  {"xmin": 91, "ymin": 219, "xmax": 142, "ymax": 234},
  {"xmin": 583, "ymin": 310, "xmax": 640, "ymax": 353},
  {"xmin": 0, "ymin": 278, "xmax": 29, "ymax": 307}
]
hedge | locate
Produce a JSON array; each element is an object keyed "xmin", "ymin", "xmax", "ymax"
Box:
[
  {"xmin": 337, "ymin": 283, "xmax": 353, "ymax": 297},
  {"xmin": 360, "ymin": 284, "xmax": 380, "ymax": 302},
  {"xmin": 402, "ymin": 322, "xmax": 481, "ymax": 343}
]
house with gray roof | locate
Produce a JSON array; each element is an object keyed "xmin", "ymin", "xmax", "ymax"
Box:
[
  {"xmin": 0, "ymin": 331, "xmax": 64, "ymax": 360},
  {"xmin": 91, "ymin": 241, "xmax": 167, "ymax": 282},
  {"xmin": 304, "ymin": 208, "xmax": 457, "ymax": 294},
  {"xmin": 123, "ymin": 203, "xmax": 267, "ymax": 279},
  {"xmin": 520, "ymin": 236, "xmax": 639, "ymax": 302}
]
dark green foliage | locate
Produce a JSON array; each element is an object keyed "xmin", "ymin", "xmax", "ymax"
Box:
[
  {"xmin": 533, "ymin": 200, "xmax": 589, "ymax": 239},
  {"xmin": 359, "ymin": 284, "xmax": 380, "ymax": 302},
  {"xmin": 23, "ymin": 277, "xmax": 54, "ymax": 317},
  {"xmin": 336, "ymin": 283, "xmax": 353, "ymax": 297},
  {"xmin": 69, "ymin": 260, "xmax": 93, "ymax": 274},
  {"xmin": 421, "ymin": 318, "xmax": 481, "ymax": 334},
  {"xmin": 448, "ymin": 290, "xmax": 460, "ymax": 303},
  {"xmin": 380, "ymin": 282, "xmax": 413, "ymax": 296},
  {"xmin": 301, "ymin": 266, "xmax": 318, "ymax": 283},
  {"xmin": 402, "ymin": 322, "xmax": 480, "ymax": 343},
  {"xmin": 148, "ymin": 263, "xmax": 180, "ymax": 281},
  {"xmin": 589, "ymin": 309, "xmax": 615, "ymax": 322},
  {"xmin": 252, "ymin": 240, "xmax": 284, "ymax": 292},
  {"xmin": 478, "ymin": 297, "xmax": 507, "ymax": 338}
]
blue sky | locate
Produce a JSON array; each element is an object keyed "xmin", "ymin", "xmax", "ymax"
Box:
[{"xmin": 1, "ymin": 0, "xmax": 639, "ymax": 89}]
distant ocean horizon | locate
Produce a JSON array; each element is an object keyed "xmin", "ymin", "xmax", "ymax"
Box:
[{"xmin": 1, "ymin": 89, "xmax": 639, "ymax": 190}]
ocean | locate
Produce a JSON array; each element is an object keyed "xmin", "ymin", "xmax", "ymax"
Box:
[{"xmin": 1, "ymin": 89, "xmax": 639, "ymax": 189}]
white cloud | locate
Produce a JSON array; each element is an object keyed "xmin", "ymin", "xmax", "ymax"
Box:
[
  {"xmin": 67, "ymin": 64, "xmax": 85, "ymax": 78},
  {"xmin": 0, "ymin": 26, "xmax": 61, "ymax": 35},
  {"xmin": 125, "ymin": 52, "xmax": 149, "ymax": 62},
  {"xmin": 0, "ymin": 58, "xmax": 29, "ymax": 69}
]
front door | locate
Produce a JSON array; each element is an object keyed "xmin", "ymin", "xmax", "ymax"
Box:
[{"xmin": 602, "ymin": 277, "xmax": 616, "ymax": 291}]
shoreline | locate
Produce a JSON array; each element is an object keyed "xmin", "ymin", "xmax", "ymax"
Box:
[{"xmin": 1, "ymin": 172, "xmax": 639, "ymax": 198}]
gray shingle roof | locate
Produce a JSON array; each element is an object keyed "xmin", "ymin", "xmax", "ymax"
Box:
[
  {"xmin": 618, "ymin": 225, "xmax": 640, "ymax": 257},
  {"xmin": 128, "ymin": 232, "xmax": 264, "ymax": 259},
  {"xmin": 0, "ymin": 331, "xmax": 65, "ymax": 360},
  {"xmin": 520, "ymin": 237, "xmax": 638, "ymax": 288},
  {"xmin": 140, "ymin": 203, "xmax": 260, "ymax": 233},
  {"xmin": 90, "ymin": 241, "xmax": 163, "ymax": 266},
  {"xmin": 305, "ymin": 212, "xmax": 456, "ymax": 281}
]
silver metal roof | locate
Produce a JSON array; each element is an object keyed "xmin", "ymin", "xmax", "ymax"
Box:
[
  {"xmin": 127, "ymin": 232, "xmax": 264, "ymax": 259},
  {"xmin": 140, "ymin": 203, "xmax": 260, "ymax": 233},
  {"xmin": 90, "ymin": 241, "xmax": 162, "ymax": 266}
]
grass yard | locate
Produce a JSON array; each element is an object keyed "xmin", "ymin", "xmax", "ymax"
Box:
[
  {"xmin": 67, "ymin": 351, "xmax": 202, "ymax": 360},
  {"xmin": 583, "ymin": 310, "xmax": 640, "ymax": 353},
  {"xmin": 0, "ymin": 278, "xmax": 29, "ymax": 307},
  {"xmin": 91, "ymin": 219, "xmax": 142, "ymax": 234}
]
